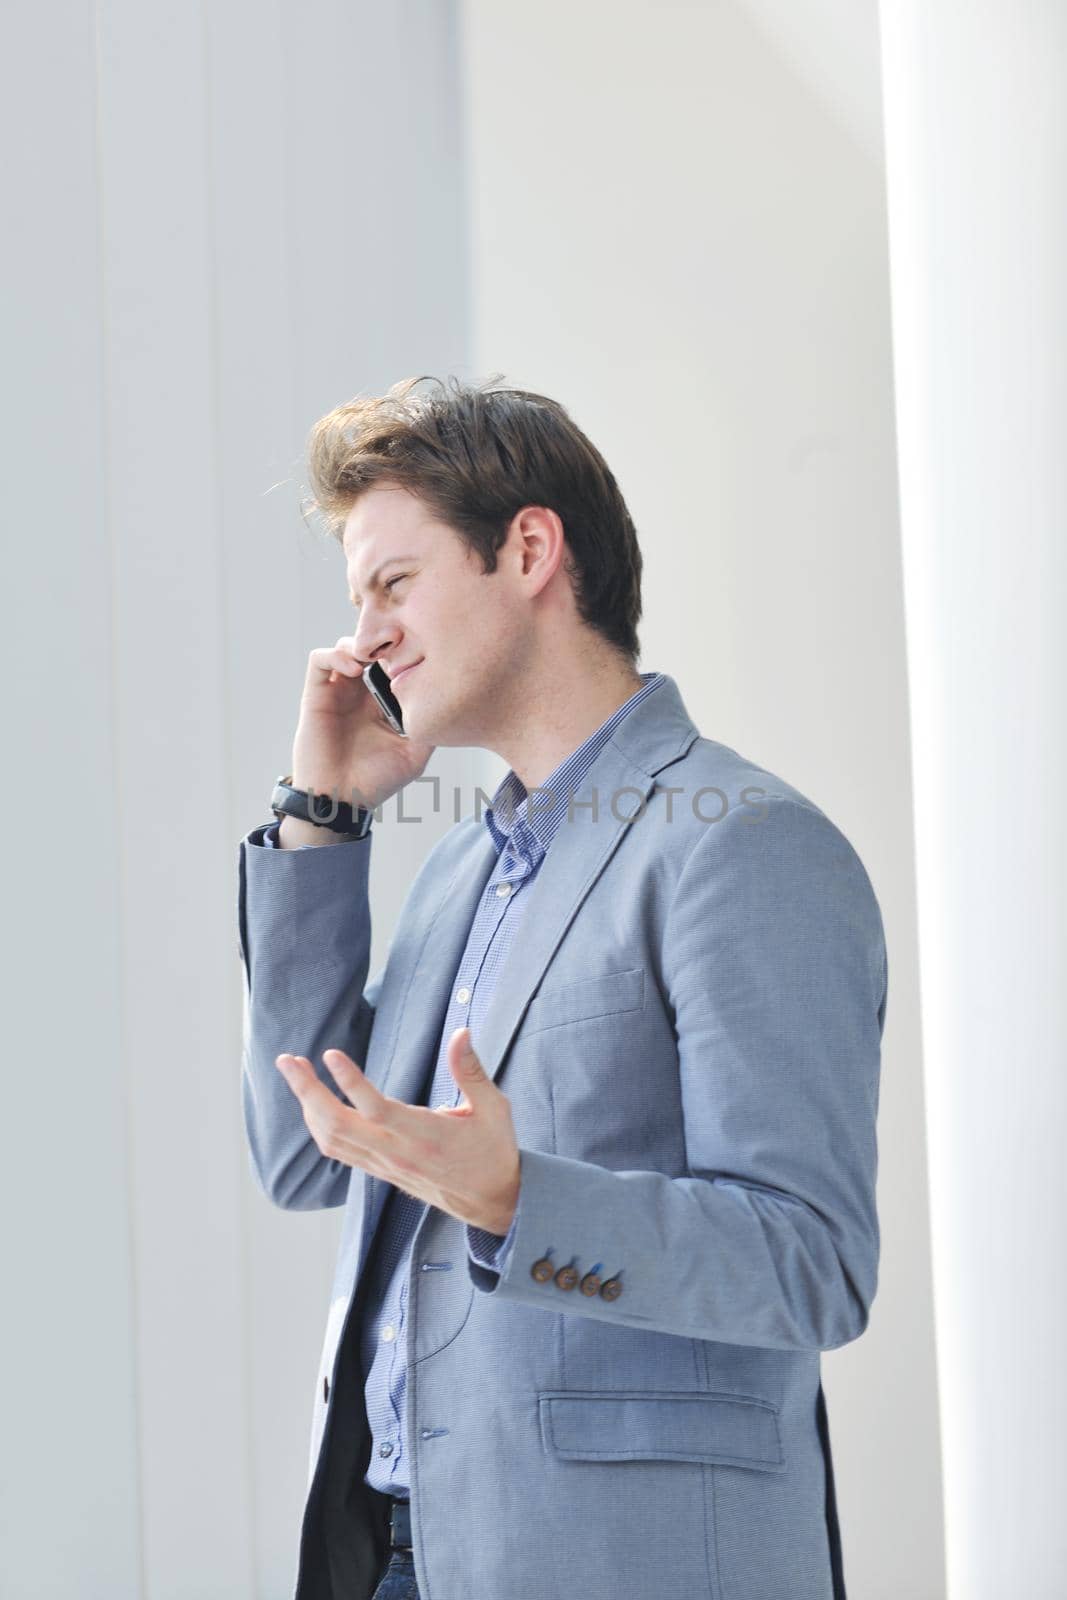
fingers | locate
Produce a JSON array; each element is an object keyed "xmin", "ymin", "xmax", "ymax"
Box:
[
  {"xmin": 323, "ymin": 1049, "xmax": 390, "ymax": 1124},
  {"xmin": 307, "ymin": 639, "xmax": 365, "ymax": 687},
  {"xmin": 276, "ymin": 1053, "xmax": 393, "ymax": 1167},
  {"xmin": 276, "ymin": 1051, "xmax": 395, "ymax": 1131}
]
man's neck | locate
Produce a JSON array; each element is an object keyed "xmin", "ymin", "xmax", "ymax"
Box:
[{"xmin": 489, "ymin": 663, "xmax": 647, "ymax": 792}]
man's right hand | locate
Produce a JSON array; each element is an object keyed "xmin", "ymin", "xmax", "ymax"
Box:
[{"xmin": 286, "ymin": 634, "xmax": 435, "ymax": 822}]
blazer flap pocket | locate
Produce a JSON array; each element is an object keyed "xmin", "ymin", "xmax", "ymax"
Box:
[
  {"xmin": 523, "ymin": 967, "xmax": 645, "ymax": 1035},
  {"xmin": 538, "ymin": 1389, "xmax": 785, "ymax": 1472}
]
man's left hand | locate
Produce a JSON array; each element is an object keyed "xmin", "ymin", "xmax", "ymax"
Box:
[{"xmin": 274, "ymin": 1027, "xmax": 521, "ymax": 1236}]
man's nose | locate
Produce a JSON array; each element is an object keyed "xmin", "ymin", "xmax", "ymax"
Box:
[{"xmin": 350, "ymin": 605, "xmax": 398, "ymax": 667}]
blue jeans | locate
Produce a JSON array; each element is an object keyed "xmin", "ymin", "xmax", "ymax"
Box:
[{"xmin": 370, "ymin": 1547, "xmax": 419, "ymax": 1599}]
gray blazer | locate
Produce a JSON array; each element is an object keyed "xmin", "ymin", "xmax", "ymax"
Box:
[{"xmin": 237, "ymin": 673, "xmax": 887, "ymax": 1600}]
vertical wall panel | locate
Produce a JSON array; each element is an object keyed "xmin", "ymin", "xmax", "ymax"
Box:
[
  {"xmin": 94, "ymin": 1, "xmax": 254, "ymax": 1592},
  {"xmin": 1, "ymin": 5, "xmax": 143, "ymax": 1597},
  {"xmin": 206, "ymin": 2, "xmax": 474, "ymax": 1592},
  {"xmin": 880, "ymin": 3, "xmax": 1067, "ymax": 1594}
]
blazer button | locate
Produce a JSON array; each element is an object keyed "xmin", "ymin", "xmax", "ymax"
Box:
[
  {"xmin": 530, "ymin": 1257, "xmax": 554, "ymax": 1283},
  {"xmin": 579, "ymin": 1271, "xmax": 601, "ymax": 1296},
  {"xmin": 554, "ymin": 1265, "xmax": 579, "ymax": 1291},
  {"xmin": 599, "ymin": 1277, "xmax": 623, "ymax": 1302}
]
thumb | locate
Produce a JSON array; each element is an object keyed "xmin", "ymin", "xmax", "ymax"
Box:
[{"xmin": 447, "ymin": 1026, "xmax": 488, "ymax": 1092}]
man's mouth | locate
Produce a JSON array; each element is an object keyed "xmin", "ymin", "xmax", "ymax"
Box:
[{"xmin": 391, "ymin": 661, "xmax": 421, "ymax": 689}]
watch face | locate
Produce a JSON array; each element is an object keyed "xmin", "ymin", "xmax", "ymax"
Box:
[{"xmin": 364, "ymin": 661, "xmax": 406, "ymax": 736}]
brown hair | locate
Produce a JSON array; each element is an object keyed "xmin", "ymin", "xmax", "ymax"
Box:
[{"xmin": 304, "ymin": 374, "xmax": 643, "ymax": 664}]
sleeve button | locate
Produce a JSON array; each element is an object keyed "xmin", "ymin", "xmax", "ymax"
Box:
[
  {"xmin": 553, "ymin": 1265, "xmax": 579, "ymax": 1291},
  {"xmin": 579, "ymin": 1271, "xmax": 601, "ymax": 1296},
  {"xmin": 531, "ymin": 1257, "xmax": 554, "ymax": 1283},
  {"xmin": 599, "ymin": 1277, "xmax": 623, "ymax": 1302}
]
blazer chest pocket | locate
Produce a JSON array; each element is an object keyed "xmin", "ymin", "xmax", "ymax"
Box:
[
  {"xmin": 521, "ymin": 967, "xmax": 645, "ymax": 1036},
  {"xmin": 538, "ymin": 1389, "xmax": 785, "ymax": 1472}
]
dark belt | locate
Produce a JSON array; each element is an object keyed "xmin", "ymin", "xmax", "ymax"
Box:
[{"xmin": 386, "ymin": 1496, "xmax": 412, "ymax": 1550}]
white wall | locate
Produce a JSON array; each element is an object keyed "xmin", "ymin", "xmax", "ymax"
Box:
[
  {"xmin": 460, "ymin": 3, "xmax": 943, "ymax": 1596},
  {"xmin": 2, "ymin": 1, "xmax": 947, "ymax": 1596}
]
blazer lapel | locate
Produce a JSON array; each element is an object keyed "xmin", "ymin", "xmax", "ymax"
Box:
[
  {"xmin": 473, "ymin": 671, "xmax": 701, "ymax": 1081},
  {"xmin": 473, "ymin": 738, "xmax": 658, "ymax": 1085}
]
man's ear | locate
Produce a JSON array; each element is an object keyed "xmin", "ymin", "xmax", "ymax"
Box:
[{"xmin": 515, "ymin": 504, "xmax": 566, "ymax": 595}]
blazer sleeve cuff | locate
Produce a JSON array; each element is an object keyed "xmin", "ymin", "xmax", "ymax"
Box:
[{"xmin": 467, "ymin": 1146, "xmax": 638, "ymax": 1307}]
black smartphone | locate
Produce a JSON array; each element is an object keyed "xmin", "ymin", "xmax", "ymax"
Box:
[{"xmin": 364, "ymin": 660, "xmax": 406, "ymax": 736}]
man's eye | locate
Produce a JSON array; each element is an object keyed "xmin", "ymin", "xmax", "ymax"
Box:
[{"xmin": 351, "ymin": 574, "xmax": 409, "ymax": 612}]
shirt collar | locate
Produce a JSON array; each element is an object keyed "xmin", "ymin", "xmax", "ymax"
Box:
[{"xmin": 483, "ymin": 671, "xmax": 665, "ymax": 868}]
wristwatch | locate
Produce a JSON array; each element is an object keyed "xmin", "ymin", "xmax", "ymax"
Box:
[{"xmin": 269, "ymin": 775, "xmax": 374, "ymax": 838}]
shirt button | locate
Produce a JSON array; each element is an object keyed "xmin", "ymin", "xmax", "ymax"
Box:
[
  {"xmin": 378, "ymin": 1441, "xmax": 394, "ymax": 1457},
  {"xmin": 381, "ymin": 1323, "xmax": 396, "ymax": 1342},
  {"xmin": 495, "ymin": 882, "xmax": 512, "ymax": 897},
  {"xmin": 455, "ymin": 986, "xmax": 471, "ymax": 1005}
]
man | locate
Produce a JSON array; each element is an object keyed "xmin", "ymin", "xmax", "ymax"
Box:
[{"xmin": 237, "ymin": 376, "xmax": 888, "ymax": 1600}]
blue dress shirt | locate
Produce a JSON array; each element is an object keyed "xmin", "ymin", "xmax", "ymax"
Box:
[{"xmin": 259, "ymin": 670, "xmax": 664, "ymax": 1498}]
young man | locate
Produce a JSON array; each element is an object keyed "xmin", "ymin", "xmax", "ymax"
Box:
[{"xmin": 237, "ymin": 376, "xmax": 888, "ymax": 1600}]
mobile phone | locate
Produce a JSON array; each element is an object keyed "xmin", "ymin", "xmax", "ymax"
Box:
[{"xmin": 364, "ymin": 660, "xmax": 406, "ymax": 736}]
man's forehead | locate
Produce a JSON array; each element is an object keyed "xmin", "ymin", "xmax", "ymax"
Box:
[
  {"xmin": 343, "ymin": 489, "xmax": 417, "ymax": 558},
  {"xmin": 344, "ymin": 485, "xmax": 417, "ymax": 545}
]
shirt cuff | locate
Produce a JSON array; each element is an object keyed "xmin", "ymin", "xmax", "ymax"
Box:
[
  {"xmin": 242, "ymin": 820, "xmax": 285, "ymax": 848},
  {"xmin": 254, "ymin": 819, "xmax": 367, "ymax": 851},
  {"xmin": 466, "ymin": 1204, "xmax": 521, "ymax": 1274}
]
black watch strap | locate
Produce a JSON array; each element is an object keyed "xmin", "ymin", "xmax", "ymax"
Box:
[{"xmin": 269, "ymin": 775, "xmax": 373, "ymax": 838}]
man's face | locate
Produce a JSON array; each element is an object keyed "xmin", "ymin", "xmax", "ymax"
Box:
[{"xmin": 343, "ymin": 483, "xmax": 527, "ymax": 747}]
